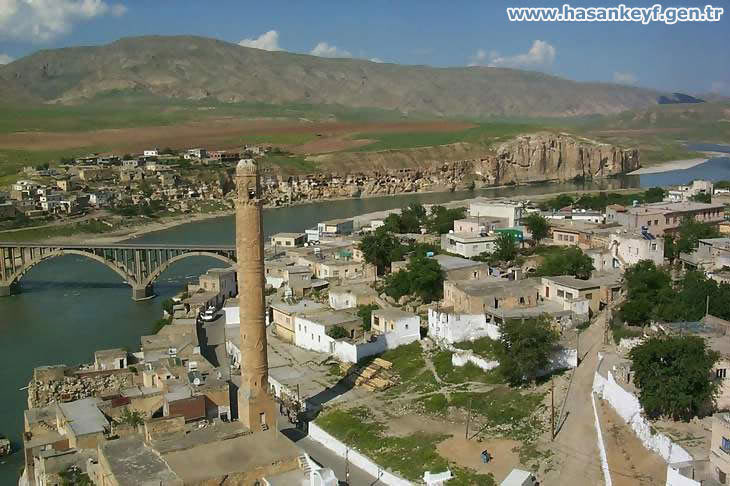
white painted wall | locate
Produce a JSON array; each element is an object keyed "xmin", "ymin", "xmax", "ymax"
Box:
[
  {"xmin": 591, "ymin": 392, "xmax": 613, "ymax": 486},
  {"xmin": 592, "ymin": 355, "xmax": 693, "ymax": 465},
  {"xmin": 428, "ymin": 309, "xmax": 500, "ymax": 344},
  {"xmin": 665, "ymin": 464, "xmax": 701, "ymax": 486},
  {"xmin": 450, "ymin": 351, "xmax": 499, "ymax": 372},
  {"xmin": 329, "ymin": 291, "xmax": 358, "ymax": 310},
  {"xmin": 295, "ymin": 316, "xmax": 333, "ymax": 354},
  {"xmin": 308, "ymin": 422, "xmax": 413, "ymax": 486}
]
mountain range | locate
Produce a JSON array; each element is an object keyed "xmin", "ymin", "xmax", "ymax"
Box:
[{"xmin": 0, "ymin": 35, "xmax": 674, "ymax": 118}]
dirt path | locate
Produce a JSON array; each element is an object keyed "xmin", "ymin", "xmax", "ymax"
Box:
[
  {"xmin": 598, "ymin": 399, "xmax": 667, "ymax": 486},
  {"xmin": 542, "ymin": 312, "xmax": 607, "ymax": 485}
]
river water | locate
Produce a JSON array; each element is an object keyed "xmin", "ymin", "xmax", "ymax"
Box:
[{"xmin": 0, "ymin": 153, "xmax": 728, "ymax": 482}]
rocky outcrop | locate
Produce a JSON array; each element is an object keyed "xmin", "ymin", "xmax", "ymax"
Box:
[
  {"xmin": 28, "ymin": 371, "xmax": 133, "ymax": 408},
  {"xmin": 251, "ymin": 133, "xmax": 639, "ymax": 207},
  {"xmin": 474, "ymin": 133, "xmax": 640, "ymax": 185}
]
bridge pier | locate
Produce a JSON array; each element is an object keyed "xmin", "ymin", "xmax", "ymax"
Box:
[{"xmin": 131, "ymin": 285, "xmax": 154, "ymax": 301}]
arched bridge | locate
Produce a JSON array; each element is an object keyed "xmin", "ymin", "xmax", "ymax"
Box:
[{"xmin": 0, "ymin": 242, "xmax": 236, "ymax": 300}]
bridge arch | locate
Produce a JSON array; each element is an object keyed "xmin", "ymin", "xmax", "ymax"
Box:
[
  {"xmin": 140, "ymin": 251, "xmax": 236, "ymax": 288},
  {"xmin": 6, "ymin": 249, "xmax": 136, "ymax": 289}
]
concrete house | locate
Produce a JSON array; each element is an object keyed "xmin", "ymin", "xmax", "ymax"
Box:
[
  {"xmin": 432, "ymin": 254, "xmax": 490, "ymax": 281},
  {"xmin": 371, "ymin": 308, "xmax": 420, "ymax": 347},
  {"xmin": 198, "ymin": 268, "xmax": 237, "ymax": 298},
  {"xmin": 606, "ymin": 201, "xmax": 725, "ymax": 236},
  {"xmin": 294, "ymin": 310, "xmax": 362, "ymax": 354},
  {"xmin": 94, "ymin": 348, "xmax": 128, "ymax": 371},
  {"xmin": 271, "ymin": 232, "xmax": 307, "ymax": 248},
  {"xmin": 440, "ymin": 232, "xmax": 497, "ymax": 258},
  {"xmin": 317, "ymin": 218, "xmax": 354, "ymax": 236},
  {"xmin": 469, "ymin": 200, "xmax": 524, "ymax": 227},
  {"xmin": 269, "ymin": 299, "xmax": 327, "ymax": 343},
  {"xmin": 541, "ymin": 276, "xmax": 600, "ymax": 315},
  {"xmin": 328, "ymin": 283, "xmax": 378, "ymax": 310}
]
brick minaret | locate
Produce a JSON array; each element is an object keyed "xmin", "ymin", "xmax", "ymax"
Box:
[{"xmin": 234, "ymin": 159, "xmax": 276, "ymax": 432}]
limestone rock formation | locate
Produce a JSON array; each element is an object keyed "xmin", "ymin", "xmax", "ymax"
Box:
[{"xmin": 475, "ymin": 133, "xmax": 640, "ymax": 185}]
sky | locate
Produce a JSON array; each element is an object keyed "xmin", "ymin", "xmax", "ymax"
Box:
[{"xmin": 0, "ymin": 0, "xmax": 728, "ymax": 95}]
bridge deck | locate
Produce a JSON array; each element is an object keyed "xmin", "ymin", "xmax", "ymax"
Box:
[{"xmin": 0, "ymin": 243, "xmax": 235, "ymax": 251}]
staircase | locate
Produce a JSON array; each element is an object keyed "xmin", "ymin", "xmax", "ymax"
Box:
[{"xmin": 298, "ymin": 454, "xmax": 313, "ymax": 475}]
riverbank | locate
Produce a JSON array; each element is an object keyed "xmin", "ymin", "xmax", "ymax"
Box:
[{"xmin": 628, "ymin": 157, "xmax": 709, "ymax": 175}]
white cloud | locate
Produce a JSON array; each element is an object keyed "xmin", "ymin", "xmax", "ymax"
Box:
[
  {"xmin": 469, "ymin": 40, "xmax": 556, "ymax": 69},
  {"xmin": 369, "ymin": 57, "xmax": 383, "ymax": 63},
  {"xmin": 0, "ymin": 0, "xmax": 127, "ymax": 42},
  {"xmin": 238, "ymin": 30, "xmax": 282, "ymax": 51},
  {"xmin": 310, "ymin": 42, "xmax": 352, "ymax": 58},
  {"xmin": 613, "ymin": 71, "xmax": 638, "ymax": 85},
  {"xmin": 0, "ymin": 53, "xmax": 13, "ymax": 64}
]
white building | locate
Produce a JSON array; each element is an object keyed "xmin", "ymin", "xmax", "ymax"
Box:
[
  {"xmin": 609, "ymin": 230, "xmax": 664, "ymax": 268},
  {"xmin": 665, "ymin": 179, "xmax": 713, "ymax": 202},
  {"xmin": 370, "ymin": 309, "xmax": 420, "ymax": 348},
  {"xmin": 440, "ymin": 232, "xmax": 497, "ymax": 258},
  {"xmin": 328, "ymin": 284, "xmax": 378, "ymax": 310},
  {"xmin": 294, "ymin": 310, "xmax": 362, "ymax": 354},
  {"xmin": 427, "ymin": 309, "xmax": 500, "ymax": 344},
  {"xmin": 143, "ymin": 149, "xmax": 159, "ymax": 157},
  {"xmin": 469, "ymin": 200, "xmax": 525, "ymax": 227}
]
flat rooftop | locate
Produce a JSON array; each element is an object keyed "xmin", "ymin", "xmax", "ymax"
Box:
[
  {"xmin": 299, "ymin": 309, "xmax": 360, "ymax": 328},
  {"xmin": 270, "ymin": 298, "xmax": 327, "ymax": 315},
  {"xmin": 433, "ymin": 254, "xmax": 485, "ymax": 270},
  {"xmin": 58, "ymin": 398, "xmax": 108, "ymax": 437},
  {"xmin": 543, "ymin": 275, "xmax": 601, "ymax": 290},
  {"xmin": 328, "ymin": 283, "xmax": 377, "ymax": 296},
  {"xmin": 102, "ymin": 437, "xmax": 180, "ymax": 484},
  {"xmin": 372, "ymin": 308, "xmax": 417, "ymax": 320},
  {"xmin": 272, "ymin": 232, "xmax": 306, "ymax": 238},
  {"xmin": 447, "ymin": 232, "xmax": 497, "ymax": 241}
]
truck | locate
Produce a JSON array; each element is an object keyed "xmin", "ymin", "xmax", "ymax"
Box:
[{"xmin": 500, "ymin": 469, "xmax": 538, "ymax": 486}]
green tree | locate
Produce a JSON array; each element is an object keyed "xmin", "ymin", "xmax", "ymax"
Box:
[
  {"xmin": 541, "ymin": 194, "xmax": 574, "ymax": 211},
  {"xmin": 490, "ymin": 232, "xmax": 518, "ymax": 263},
  {"xmin": 643, "ymin": 187, "xmax": 666, "ymax": 203},
  {"xmin": 357, "ymin": 304, "xmax": 379, "ymax": 331},
  {"xmin": 496, "ymin": 315, "xmax": 560, "ymax": 386},
  {"xmin": 426, "ymin": 205, "xmax": 467, "ymax": 234},
  {"xmin": 690, "ymin": 193, "xmax": 712, "ymax": 203},
  {"xmin": 620, "ymin": 260, "xmax": 673, "ymax": 325},
  {"xmin": 383, "ymin": 255, "xmax": 444, "ymax": 303},
  {"xmin": 675, "ymin": 218, "xmax": 720, "ymax": 255},
  {"xmin": 383, "ymin": 203, "xmax": 426, "ymax": 233},
  {"xmin": 327, "ymin": 325, "xmax": 349, "ymax": 339},
  {"xmin": 630, "ymin": 336, "xmax": 719, "ymax": 420},
  {"xmin": 359, "ymin": 228, "xmax": 405, "ymax": 275},
  {"xmin": 523, "ymin": 213, "xmax": 550, "ymax": 246},
  {"xmin": 536, "ymin": 247, "xmax": 593, "ymax": 280},
  {"xmin": 118, "ymin": 407, "xmax": 145, "ymax": 427}
]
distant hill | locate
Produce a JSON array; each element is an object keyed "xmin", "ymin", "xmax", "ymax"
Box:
[
  {"xmin": 0, "ymin": 35, "xmax": 669, "ymax": 119},
  {"xmin": 657, "ymin": 93, "xmax": 705, "ymax": 104}
]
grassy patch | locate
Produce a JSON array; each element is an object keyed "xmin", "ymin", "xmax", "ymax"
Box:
[
  {"xmin": 611, "ymin": 323, "xmax": 643, "ymax": 345},
  {"xmin": 380, "ymin": 342, "xmax": 439, "ymax": 395},
  {"xmin": 453, "ymin": 337, "xmax": 501, "ymax": 360},
  {"xmin": 0, "ymin": 219, "xmax": 117, "ymax": 242},
  {"xmin": 237, "ymin": 132, "xmax": 319, "ymax": 146},
  {"xmin": 449, "ymin": 388, "xmax": 545, "ymax": 440},
  {"xmin": 260, "ymin": 153, "xmax": 318, "ymax": 173},
  {"xmin": 417, "ymin": 393, "xmax": 449, "ymax": 415},
  {"xmin": 449, "ymin": 466, "xmax": 496, "ymax": 486},
  {"xmin": 433, "ymin": 351, "xmax": 502, "ymax": 384},
  {"xmin": 316, "ymin": 407, "xmax": 449, "ymax": 481},
  {"xmin": 350, "ymin": 122, "xmax": 545, "ymax": 152}
]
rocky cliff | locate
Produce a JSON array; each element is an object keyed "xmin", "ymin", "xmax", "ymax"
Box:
[
  {"xmin": 474, "ymin": 133, "xmax": 640, "ymax": 185},
  {"xmin": 258, "ymin": 133, "xmax": 639, "ymax": 206}
]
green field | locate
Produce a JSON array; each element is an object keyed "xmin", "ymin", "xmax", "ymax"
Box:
[{"xmin": 349, "ymin": 122, "xmax": 549, "ymax": 152}]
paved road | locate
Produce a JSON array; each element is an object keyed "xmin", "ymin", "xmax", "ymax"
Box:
[
  {"xmin": 279, "ymin": 423, "xmax": 381, "ymax": 486},
  {"xmin": 543, "ymin": 310, "xmax": 608, "ymax": 485}
]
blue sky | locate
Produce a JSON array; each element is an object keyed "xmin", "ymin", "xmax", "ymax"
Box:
[{"xmin": 0, "ymin": 0, "xmax": 728, "ymax": 95}]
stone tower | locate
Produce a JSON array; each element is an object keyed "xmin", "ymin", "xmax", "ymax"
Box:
[{"xmin": 234, "ymin": 158, "xmax": 276, "ymax": 432}]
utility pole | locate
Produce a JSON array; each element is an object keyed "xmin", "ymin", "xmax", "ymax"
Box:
[
  {"xmin": 345, "ymin": 448, "xmax": 350, "ymax": 485},
  {"xmin": 576, "ymin": 330, "xmax": 581, "ymax": 366},
  {"xmin": 550, "ymin": 378, "xmax": 555, "ymax": 441},
  {"xmin": 706, "ymin": 295, "xmax": 710, "ymax": 317},
  {"xmin": 465, "ymin": 398, "xmax": 472, "ymax": 439}
]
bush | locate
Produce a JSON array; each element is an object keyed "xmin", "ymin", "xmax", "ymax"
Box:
[
  {"xmin": 326, "ymin": 325, "xmax": 349, "ymax": 339},
  {"xmin": 357, "ymin": 304, "xmax": 378, "ymax": 331},
  {"xmin": 421, "ymin": 393, "xmax": 449, "ymax": 414}
]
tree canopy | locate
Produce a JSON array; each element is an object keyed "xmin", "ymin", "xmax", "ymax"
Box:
[
  {"xmin": 495, "ymin": 315, "xmax": 560, "ymax": 386},
  {"xmin": 384, "ymin": 254, "xmax": 444, "ymax": 303},
  {"xmin": 630, "ymin": 336, "xmax": 719, "ymax": 421},
  {"xmin": 536, "ymin": 246, "xmax": 593, "ymax": 280},
  {"xmin": 539, "ymin": 188, "xmax": 666, "ymax": 212},
  {"xmin": 425, "ymin": 205, "xmax": 467, "ymax": 235},
  {"xmin": 381, "ymin": 203, "xmax": 466, "ymax": 235},
  {"xmin": 358, "ymin": 227, "xmax": 405, "ymax": 275},
  {"xmin": 523, "ymin": 213, "xmax": 550, "ymax": 246},
  {"xmin": 489, "ymin": 232, "xmax": 519, "ymax": 263}
]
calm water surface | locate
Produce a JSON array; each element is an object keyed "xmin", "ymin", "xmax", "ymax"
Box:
[{"xmin": 0, "ymin": 158, "xmax": 728, "ymax": 482}]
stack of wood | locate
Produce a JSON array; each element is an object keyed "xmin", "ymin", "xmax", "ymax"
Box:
[{"xmin": 351, "ymin": 358, "xmax": 398, "ymax": 391}]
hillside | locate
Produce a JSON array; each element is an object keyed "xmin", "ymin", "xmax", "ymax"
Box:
[{"xmin": 0, "ymin": 35, "xmax": 664, "ymax": 118}]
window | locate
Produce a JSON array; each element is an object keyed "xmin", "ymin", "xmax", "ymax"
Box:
[
  {"xmin": 647, "ymin": 220, "xmax": 652, "ymax": 226},
  {"xmin": 722, "ymin": 436, "xmax": 730, "ymax": 454},
  {"xmin": 651, "ymin": 243, "xmax": 657, "ymax": 251},
  {"xmin": 519, "ymin": 296, "xmax": 525, "ymax": 304},
  {"xmin": 654, "ymin": 220, "xmax": 659, "ymax": 225},
  {"xmin": 557, "ymin": 289, "xmax": 565, "ymax": 298},
  {"xmin": 585, "ymin": 293, "xmax": 592, "ymax": 300},
  {"xmin": 718, "ymin": 368, "xmax": 728, "ymax": 379}
]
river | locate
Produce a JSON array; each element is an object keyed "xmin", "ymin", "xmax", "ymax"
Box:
[{"xmin": 0, "ymin": 152, "xmax": 728, "ymax": 483}]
